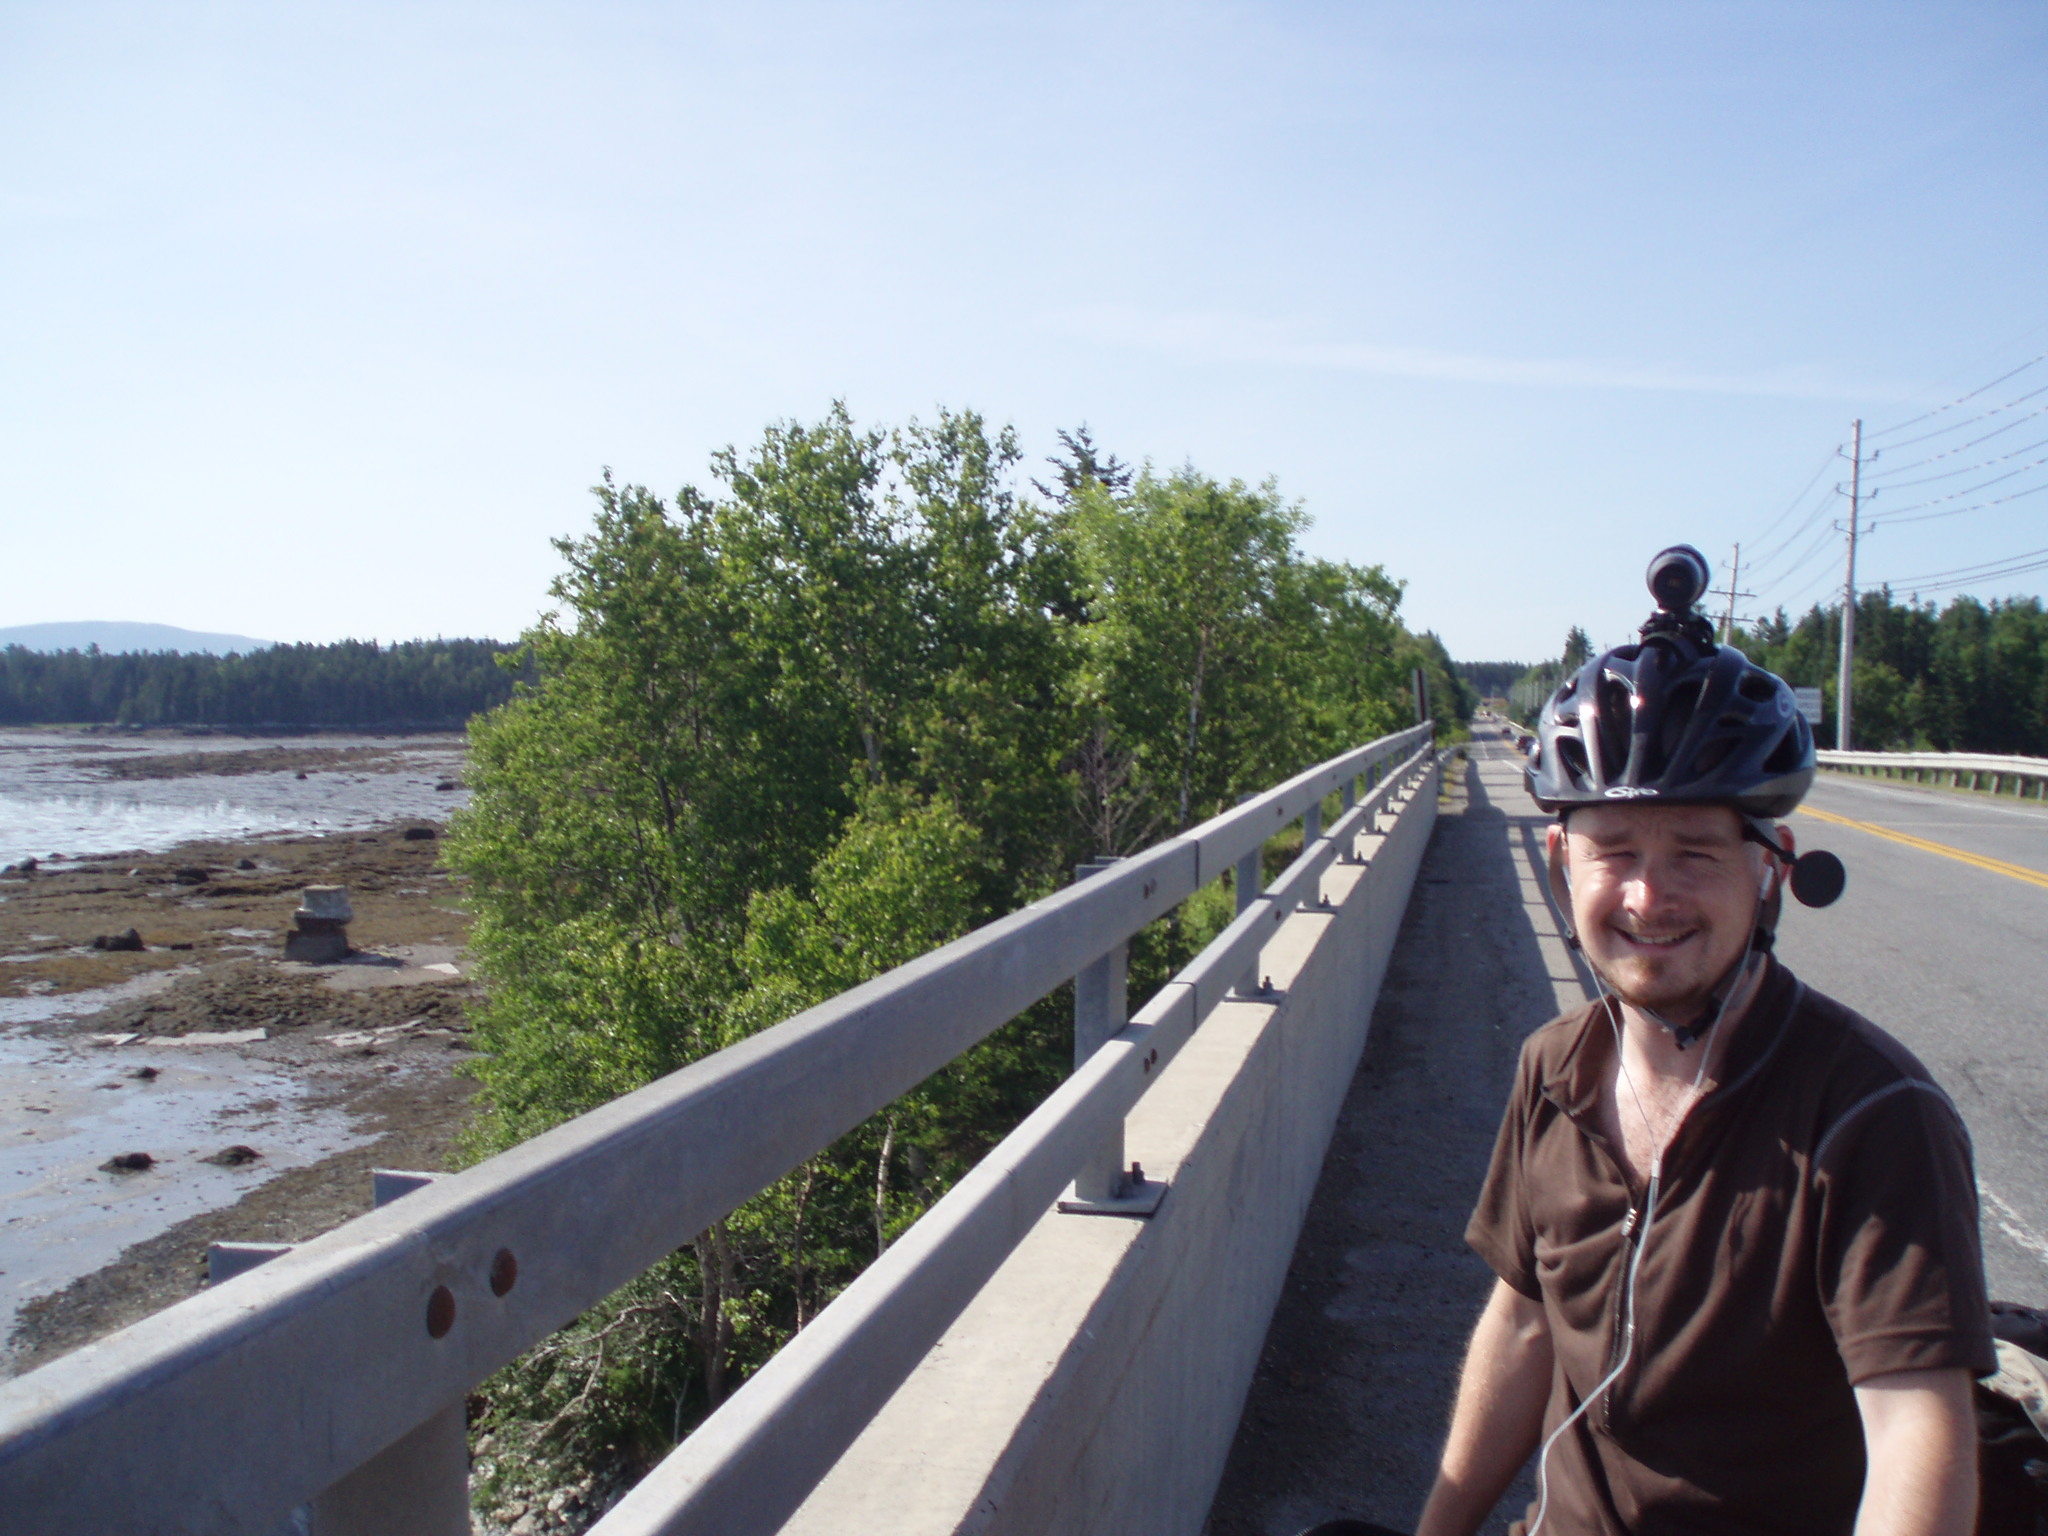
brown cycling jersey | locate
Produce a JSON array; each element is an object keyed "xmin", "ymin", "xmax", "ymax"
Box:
[{"xmin": 1467, "ymin": 957, "xmax": 1994, "ymax": 1536}]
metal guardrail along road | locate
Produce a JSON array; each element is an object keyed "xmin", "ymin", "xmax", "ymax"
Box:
[
  {"xmin": 0, "ymin": 723, "xmax": 1439, "ymax": 1536},
  {"xmin": 1818, "ymin": 748, "xmax": 2048, "ymax": 800}
]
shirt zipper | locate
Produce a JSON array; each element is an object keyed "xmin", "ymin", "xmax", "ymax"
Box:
[{"xmin": 1601, "ymin": 1200, "xmax": 1645, "ymax": 1434}]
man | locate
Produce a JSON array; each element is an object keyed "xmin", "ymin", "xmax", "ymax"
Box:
[{"xmin": 1416, "ymin": 549, "xmax": 1993, "ymax": 1536}]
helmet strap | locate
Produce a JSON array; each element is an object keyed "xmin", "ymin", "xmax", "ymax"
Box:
[{"xmin": 1637, "ymin": 949, "xmax": 1763, "ymax": 1050}]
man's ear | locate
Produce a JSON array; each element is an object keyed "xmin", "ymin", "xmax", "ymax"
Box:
[
  {"xmin": 1545, "ymin": 821, "xmax": 1565, "ymax": 859},
  {"xmin": 1760, "ymin": 823, "xmax": 1794, "ymax": 899}
]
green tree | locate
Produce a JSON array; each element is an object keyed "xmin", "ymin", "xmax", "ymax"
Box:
[
  {"xmin": 1070, "ymin": 467, "xmax": 1310, "ymax": 833},
  {"xmin": 447, "ymin": 409, "xmax": 1456, "ymax": 1502}
]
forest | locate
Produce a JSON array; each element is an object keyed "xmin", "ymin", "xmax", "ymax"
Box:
[
  {"xmin": 442, "ymin": 410, "xmax": 1468, "ymax": 1505},
  {"xmin": 0, "ymin": 638, "xmax": 521, "ymax": 728},
  {"xmin": 1733, "ymin": 591, "xmax": 2048, "ymax": 754}
]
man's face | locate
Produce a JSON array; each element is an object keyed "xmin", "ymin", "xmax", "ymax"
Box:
[{"xmin": 1548, "ymin": 802, "xmax": 1769, "ymax": 1018}]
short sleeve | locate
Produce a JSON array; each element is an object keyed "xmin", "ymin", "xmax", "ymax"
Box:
[
  {"xmin": 1466, "ymin": 1048, "xmax": 1542, "ymax": 1300},
  {"xmin": 1812, "ymin": 1077, "xmax": 1996, "ymax": 1383}
]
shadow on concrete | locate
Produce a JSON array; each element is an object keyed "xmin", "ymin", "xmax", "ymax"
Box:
[{"xmin": 1203, "ymin": 745, "xmax": 1590, "ymax": 1536}]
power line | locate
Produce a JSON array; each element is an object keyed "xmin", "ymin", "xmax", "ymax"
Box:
[
  {"xmin": 1878, "ymin": 544, "xmax": 2048, "ymax": 586},
  {"xmin": 1866, "ymin": 431, "xmax": 2048, "ymax": 492},
  {"xmin": 1767, "ymin": 552, "xmax": 1852, "ymax": 620},
  {"xmin": 1876, "ymin": 476, "xmax": 2048, "ymax": 528},
  {"xmin": 1781, "ymin": 570, "xmax": 1843, "ymax": 614},
  {"xmin": 1751, "ymin": 518, "xmax": 1845, "ymax": 603},
  {"xmin": 1864, "ymin": 386, "xmax": 2048, "ymax": 473},
  {"xmin": 1874, "ymin": 457, "xmax": 2048, "ymax": 522},
  {"xmin": 1744, "ymin": 479, "xmax": 1843, "ymax": 569},
  {"xmin": 1893, "ymin": 555, "xmax": 2048, "ymax": 598},
  {"xmin": 1743, "ymin": 445, "xmax": 1840, "ymax": 553},
  {"xmin": 1866, "ymin": 353, "xmax": 2048, "ymax": 440},
  {"xmin": 1743, "ymin": 476, "xmax": 1841, "ymax": 581}
]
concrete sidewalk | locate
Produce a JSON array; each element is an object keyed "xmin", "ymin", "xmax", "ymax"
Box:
[{"xmin": 1204, "ymin": 736, "xmax": 1591, "ymax": 1536}]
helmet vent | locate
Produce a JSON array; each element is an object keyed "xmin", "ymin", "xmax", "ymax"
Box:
[
  {"xmin": 1654, "ymin": 679, "xmax": 1703, "ymax": 774},
  {"xmin": 1558, "ymin": 736, "xmax": 1591, "ymax": 782},
  {"xmin": 1595, "ymin": 678, "xmax": 1633, "ymax": 777},
  {"xmin": 1738, "ymin": 672, "xmax": 1777, "ymax": 703},
  {"xmin": 1692, "ymin": 736, "xmax": 1737, "ymax": 775},
  {"xmin": 1763, "ymin": 726, "xmax": 1803, "ymax": 775}
]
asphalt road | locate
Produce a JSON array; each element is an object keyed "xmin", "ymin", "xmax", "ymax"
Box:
[{"xmin": 1786, "ymin": 768, "xmax": 2048, "ymax": 1309}]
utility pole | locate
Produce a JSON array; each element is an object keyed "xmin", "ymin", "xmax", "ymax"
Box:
[
  {"xmin": 1709, "ymin": 544, "xmax": 1754, "ymax": 644},
  {"xmin": 1836, "ymin": 419, "xmax": 1865, "ymax": 751}
]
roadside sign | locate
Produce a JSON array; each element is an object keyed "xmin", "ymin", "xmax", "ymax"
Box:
[{"xmin": 1793, "ymin": 686, "xmax": 1823, "ymax": 726}]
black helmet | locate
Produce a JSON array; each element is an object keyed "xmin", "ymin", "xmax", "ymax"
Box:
[{"xmin": 1528, "ymin": 545, "xmax": 1815, "ymax": 818}]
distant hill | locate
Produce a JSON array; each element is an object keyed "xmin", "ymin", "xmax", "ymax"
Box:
[{"xmin": 0, "ymin": 621, "xmax": 272, "ymax": 656}]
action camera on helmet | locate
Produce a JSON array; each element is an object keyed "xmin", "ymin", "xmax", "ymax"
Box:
[{"xmin": 1646, "ymin": 543, "xmax": 1712, "ymax": 617}]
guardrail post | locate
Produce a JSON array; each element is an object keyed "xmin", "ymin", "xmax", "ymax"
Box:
[
  {"xmin": 208, "ymin": 1242, "xmax": 294, "ymax": 1285},
  {"xmin": 309, "ymin": 1172, "xmax": 469, "ymax": 1536},
  {"xmin": 1297, "ymin": 798, "xmax": 1326, "ymax": 907},
  {"xmin": 204, "ymin": 1244, "xmax": 315, "ymax": 1536},
  {"xmin": 1233, "ymin": 839, "xmax": 1262, "ymax": 998},
  {"xmin": 1058, "ymin": 861, "xmax": 1157, "ymax": 1215}
]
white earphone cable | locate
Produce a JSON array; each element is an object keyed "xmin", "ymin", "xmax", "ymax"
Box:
[{"xmin": 1524, "ymin": 959, "xmax": 1745, "ymax": 1536}]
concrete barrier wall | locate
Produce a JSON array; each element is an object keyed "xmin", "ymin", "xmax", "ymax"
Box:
[{"xmin": 785, "ymin": 757, "xmax": 1442, "ymax": 1536}]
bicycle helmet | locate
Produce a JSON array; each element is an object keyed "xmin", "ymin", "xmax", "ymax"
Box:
[{"xmin": 1529, "ymin": 545, "xmax": 1815, "ymax": 818}]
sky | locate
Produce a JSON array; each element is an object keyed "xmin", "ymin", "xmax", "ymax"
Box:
[{"xmin": 3, "ymin": 1, "xmax": 2045, "ymax": 663}]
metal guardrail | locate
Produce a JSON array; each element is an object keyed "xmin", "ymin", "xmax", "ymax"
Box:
[
  {"xmin": 1818, "ymin": 748, "xmax": 2048, "ymax": 799},
  {"xmin": 0, "ymin": 723, "xmax": 1437, "ymax": 1536}
]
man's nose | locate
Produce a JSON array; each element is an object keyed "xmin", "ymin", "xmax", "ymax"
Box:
[{"xmin": 1624, "ymin": 854, "xmax": 1688, "ymax": 912}]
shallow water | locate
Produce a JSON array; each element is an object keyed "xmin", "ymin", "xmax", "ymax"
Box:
[
  {"xmin": 0, "ymin": 732, "xmax": 468, "ymax": 868},
  {"xmin": 0, "ymin": 1020, "xmax": 373, "ymax": 1369}
]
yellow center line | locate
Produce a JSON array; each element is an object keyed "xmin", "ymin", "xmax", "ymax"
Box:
[{"xmin": 1797, "ymin": 804, "xmax": 2048, "ymax": 892}]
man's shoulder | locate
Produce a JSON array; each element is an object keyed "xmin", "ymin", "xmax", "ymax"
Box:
[
  {"xmin": 1782, "ymin": 974, "xmax": 1940, "ymax": 1087},
  {"xmin": 1773, "ymin": 971, "xmax": 1964, "ymax": 1145}
]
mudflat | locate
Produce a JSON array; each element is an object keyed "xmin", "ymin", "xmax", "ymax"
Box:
[{"xmin": 0, "ymin": 818, "xmax": 483, "ymax": 1376}]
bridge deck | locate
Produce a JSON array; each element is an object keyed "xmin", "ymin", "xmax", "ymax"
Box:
[{"xmin": 1204, "ymin": 735, "xmax": 1591, "ymax": 1536}]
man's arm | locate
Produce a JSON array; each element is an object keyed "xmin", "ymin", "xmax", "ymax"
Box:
[
  {"xmin": 1852, "ymin": 1367, "xmax": 1978, "ymax": 1536},
  {"xmin": 1415, "ymin": 1278, "xmax": 1553, "ymax": 1536}
]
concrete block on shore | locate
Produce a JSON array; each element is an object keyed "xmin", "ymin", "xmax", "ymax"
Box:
[{"xmin": 285, "ymin": 885, "xmax": 353, "ymax": 962}]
